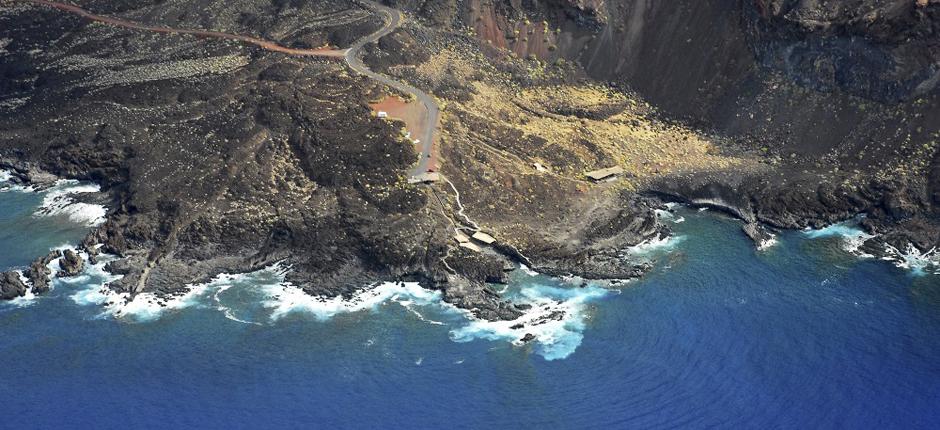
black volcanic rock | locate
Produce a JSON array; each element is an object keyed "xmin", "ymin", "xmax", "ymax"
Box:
[
  {"xmin": 442, "ymin": 275, "xmax": 523, "ymax": 321},
  {"xmin": 4, "ymin": 0, "xmax": 934, "ymax": 314},
  {"xmin": 0, "ymin": 272, "xmax": 28, "ymax": 300},
  {"xmin": 58, "ymin": 249, "xmax": 84, "ymax": 277},
  {"xmin": 27, "ymin": 250, "xmax": 61, "ymax": 295},
  {"xmin": 742, "ymin": 223, "xmax": 775, "ymax": 249}
]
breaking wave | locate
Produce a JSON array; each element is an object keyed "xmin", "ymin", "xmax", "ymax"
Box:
[
  {"xmin": 60, "ymin": 258, "xmax": 615, "ymax": 359},
  {"xmin": 261, "ymin": 279, "xmax": 443, "ymax": 322},
  {"xmin": 449, "ymin": 282, "xmax": 611, "ymax": 361},
  {"xmin": 882, "ymin": 244, "xmax": 940, "ymax": 276},
  {"xmin": 6, "ymin": 271, "xmax": 37, "ymax": 308},
  {"xmin": 625, "ymin": 234, "xmax": 686, "ymax": 256},
  {"xmin": 0, "ymin": 169, "xmax": 28, "ymax": 192},
  {"xmin": 36, "ymin": 180, "xmax": 107, "ymax": 227},
  {"xmin": 803, "ymin": 220, "xmax": 875, "ymax": 255},
  {"xmin": 0, "ymin": 172, "xmax": 107, "ymax": 226},
  {"xmin": 0, "ymin": 172, "xmax": 106, "ymax": 226},
  {"xmin": 654, "ymin": 204, "xmax": 685, "ymax": 224},
  {"xmin": 802, "ymin": 219, "xmax": 940, "ymax": 275}
]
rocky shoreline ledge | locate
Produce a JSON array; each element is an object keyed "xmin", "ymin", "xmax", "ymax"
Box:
[{"xmin": 0, "ymin": 162, "xmax": 661, "ymax": 323}]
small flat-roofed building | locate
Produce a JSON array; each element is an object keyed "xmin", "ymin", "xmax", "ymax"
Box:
[
  {"xmin": 459, "ymin": 242, "xmax": 482, "ymax": 253},
  {"xmin": 407, "ymin": 172, "xmax": 441, "ymax": 184},
  {"xmin": 377, "ymin": 111, "xmax": 388, "ymax": 118},
  {"xmin": 471, "ymin": 231, "xmax": 496, "ymax": 245},
  {"xmin": 454, "ymin": 232, "xmax": 470, "ymax": 244},
  {"xmin": 585, "ymin": 166, "xmax": 624, "ymax": 182}
]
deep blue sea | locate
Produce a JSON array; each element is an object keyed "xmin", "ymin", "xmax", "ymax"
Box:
[{"xmin": 1, "ymin": 180, "xmax": 939, "ymax": 429}]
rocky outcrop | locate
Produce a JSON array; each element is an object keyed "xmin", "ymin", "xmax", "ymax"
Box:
[
  {"xmin": 441, "ymin": 275, "xmax": 523, "ymax": 321},
  {"xmin": 742, "ymin": 223, "xmax": 776, "ymax": 250},
  {"xmin": 0, "ymin": 272, "xmax": 28, "ymax": 300},
  {"xmin": 58, "ymin": 249, "xmax": 84, "ymax": 277},
  {"xmin": 27, "ymin": 250, "xmax": 61, "ymax": 295}
]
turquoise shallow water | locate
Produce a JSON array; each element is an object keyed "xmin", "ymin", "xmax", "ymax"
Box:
[{"xmin": 1, "ymin": 184, "xmax": 939, "ymax": 429}]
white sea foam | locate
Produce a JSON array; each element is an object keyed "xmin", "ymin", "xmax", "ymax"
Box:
[
  {"xmin": 252, "ymin": 265, "xmax": 610, "ymax": 360},
  {"xmin": 63, "ymin": 259, "xmax": 610, "ymax": 359},
  {"xmin": 449, "ymin": 283, "xmax": 610, "ymax": 361},
  {"xmin": 882, "ymin": 244, "xmax": 940, "ymax": 276},
  {"xmin": 4, "ymin": 245, "xmax": 75, "ymax": 308},
  {"xmin": 34, "ymin": 180, "xmax": 106, "ymax": 226},
  {"xmin": 67, "ymin": 254, "xmax": 123, "ymax": 307},
  {"xmin": 261, "ymin": 280, "xmax": 442, "ymax": 321},
  {"xmin": 0, "ymin": 169, "xmax": 30, "ymax": 192},
  {"xmin": 654, "ymin": 207, "xmax": 685, "ymax": 224},
  {"xmin": 625, "ymin": 234, "xmax": 686, "ymax": 256},
  {"xmin": 801, "ymin": 220, "xmax": 940, "ymax": 275},
  {"xmin": 6, "ymin": 271, "xmax": 37, "ymax": 308},
  {"xmin": 757, "ymin": 235, "xmax": 778, "ymax": 251},
  {"xmin": 518, "ymin": 264, "xmax": 539, "ymax": 277},
  {"xmin": 803, "ymin": 221, "xmax": 875, "ymax": 254},
  {"xmin": 67, "ymin": 253, "xmax": 212, "ymax": 322}
]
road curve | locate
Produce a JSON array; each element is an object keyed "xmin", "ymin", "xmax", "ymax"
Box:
[
  {"xmin": 18, "ymin": 0, "xmax": 438, "ymax": 178},
  {"xmin": 347, "ymin": 1, "xmax": 439, "ymax": 177}
]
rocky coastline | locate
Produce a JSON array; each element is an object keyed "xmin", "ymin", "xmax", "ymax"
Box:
[{"xmin": 1, "ymin": 0, "xmax": 938, "ymax": 321}]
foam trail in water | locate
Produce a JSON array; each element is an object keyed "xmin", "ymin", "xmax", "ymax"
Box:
[
  {"xmin": 882, "ymin": 244, "xmax": 940, "ymax": 276},
  {"xmin": 654, "ymin": 205, "xmax": 685, "ymax": 224},
  {"xmin": 803, "ymin": 221, "xmax": 875, "ymax": 254},
  {"xmin": 35, "ymin": 180, "xmax": 106, "ymax": 226},
  {"xmin": 6, "ymin": 271, "xmax": 37, "ymax": 308},
  {"xmin": 4, "ymin": 245, "xmax": 75, "ymax": 308},
  {"xmin": 625, "ymin": 234, "xmax": 686, "ymax": 256},
  {"xmin": 0, "ymin": 169, "xmax": 31, "ymax": 192},
  {"xmin": 64, "ymin": 259, "xmax": 614, "ymax": 360},
  {"xmin": 257, "ymin": 264, "xmax": 611, "ymax": 360},
  {"xmin": 757, "ymin": 235, "xmax": 778, "ymax": 251},
  {"xmin": 67, "ymin": 253, "xmax": 213, "ymax": 322},
  {"xmin": 449, "ymin": 283, "xmax": 610, "ymax": 361},
  {"xmin": 518, "ymin": 264, "xmax": 539, "ymax": 277},
  {"xmin": 261, "ymin": 281, "xmax": 442, "ymax": 321},
  {"xmin": 801, "ymin": 220, "xmax": 940, "ymax": 275}
]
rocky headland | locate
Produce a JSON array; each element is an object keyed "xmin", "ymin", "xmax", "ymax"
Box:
[{"xmin": 0, "ymin": 0, "xmax": 938, "ymax": 319}]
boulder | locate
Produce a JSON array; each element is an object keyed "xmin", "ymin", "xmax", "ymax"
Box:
[
  {"xmin": 58, "ymin": 249, "xmax": 84, "ymax": 277},
  {"xmin": 0, "ymin": 272, "xmax": 28, "ymax": 300}
]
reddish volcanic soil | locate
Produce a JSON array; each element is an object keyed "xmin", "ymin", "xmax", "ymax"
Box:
[
  {"xmin": 369, "ymin": 96, "xmax": 426, "ymax": 140},
  {"xmin": 369, "ymin": 95, "xmax": 438, "ymax": 169}
]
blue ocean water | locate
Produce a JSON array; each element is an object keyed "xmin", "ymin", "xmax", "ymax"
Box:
[{"xmin": 1, "ymin": 185, "xmax": 939, "ymax": 429}]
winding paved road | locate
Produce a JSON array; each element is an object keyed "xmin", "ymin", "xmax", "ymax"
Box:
[
  {"xmin": 347, "ymin": 1, "xmax": 439, "ymax": 177},
  {"xmin": 20, "ymin": 0, "xmax": 439, "ymax": 179}
]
